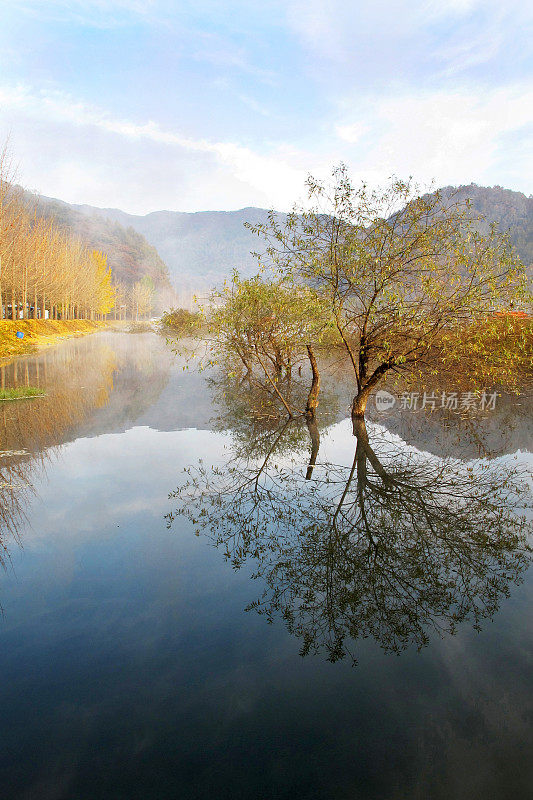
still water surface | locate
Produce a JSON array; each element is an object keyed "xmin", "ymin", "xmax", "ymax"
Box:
[{"xmin": 0, "ymin": 331, "xmax": 532, "ymax": 800}]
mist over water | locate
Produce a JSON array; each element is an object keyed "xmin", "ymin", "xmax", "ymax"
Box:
[{"xmin": 0, "ymin": 331, "xmax": 532, "ymax": 800}]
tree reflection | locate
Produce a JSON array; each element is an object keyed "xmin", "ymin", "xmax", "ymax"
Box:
[
  {"xmin": 168, "ymin": 418, "xmax": 532, "ymax": 663},
  {"xmin": 0, "ymin": 333, "xmax": 172, "ymax": 564},
  {"xmin": 207, "ymin": 371, "xmax": 339, "ymax": 456}
]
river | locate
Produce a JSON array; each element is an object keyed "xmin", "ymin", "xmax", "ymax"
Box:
[{"xmin": 0, "ymin": 330, "xmax": 532, "ymax": 800}]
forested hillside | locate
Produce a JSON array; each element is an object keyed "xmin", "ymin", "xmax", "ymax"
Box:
[
  {"xmin": 75, "ymin": 204, "xmax": 273, "ymax": 297},
  {"xmin": 440, "ymin": 184, "xmax": 532, "ymax": 268},
  {"xmin": 1, "ymin": 172, "xmax": 115, "ymax": 321},
  {"xmin": 28, "ymin": 184, "xmax": 530, "ymax": 311},
  {"xmin": 28, "ymin": 192, "xmax": 177, "ymax": 310}
]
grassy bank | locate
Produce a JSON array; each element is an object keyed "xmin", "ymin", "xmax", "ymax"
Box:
[
  {"xmin": 0, "ymin": 319, "xmax": 106, "ymax": 361},
  {"xmin": 0, "ymin": 386, "xmax": 45, "ymax": 400}
]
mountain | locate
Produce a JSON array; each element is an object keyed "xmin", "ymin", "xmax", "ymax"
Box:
[
  {"xmin": 34, "ymin": 185, "xmax": 532, "ymax": 308},
  {"xmin": 438, "ymin": 184, "xmax": 532, "ymax": 267},
  {"xmin": 26, "ymin": 191, "xmax": 177, "ymax": 311},
  {"xmin": 71, "ymin": 204, "xmax": 274, "ymax": 301}
]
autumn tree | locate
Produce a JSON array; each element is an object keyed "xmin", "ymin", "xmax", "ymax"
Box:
[
  {"xmin": 129, "ymin": 276, "xmax": 154, "ymax": 320},
  {"xmin": 1, "ymin": 145, "xmax": 116, "ymax": 321},
  {"xmin": 204, "ymin": 274, "xmax": 332, "ymax": 418},
  {"xmin": 248, "ymin": 165, "xmax": 530, "ymax": 421}
]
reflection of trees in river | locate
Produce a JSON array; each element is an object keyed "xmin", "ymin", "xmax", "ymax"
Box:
[
  {"xmin": 313, "ymin": 350, "xmax": 533, "ymax": 458},
  {"xmin": 0, "ymin": 339, "xmax": 118, "ymax": 561},
  {"xmin": 0, "ymin": 333, "xmax": 173, "ymax": 559},
  {"xmin": 75, "ymin": 333, "xmax": 173, "ymax": 435},
  {"xmin": 207, "ymin": 372, "xmax": 339, "ymax": 464},
  {"xmin": 168, "ymin": 418, "xmax": 532, "ymax": 663},
  {"xmin": 1, "ymin": 338, "xmax": 117, "ymax": 453}
]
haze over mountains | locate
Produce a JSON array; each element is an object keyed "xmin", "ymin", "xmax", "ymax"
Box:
[
  {"xmin": 34, "ymin": 185, "xmax": 532, "ymax": 309},
  {"xmin": 72, "ymin": 203, "xmax": 273, "ymax": 302}
]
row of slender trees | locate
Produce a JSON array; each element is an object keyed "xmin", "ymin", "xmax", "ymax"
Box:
[
  {"xmin": 0, "ymin": 151, "xmax": 115, "ymax": 320},
  {"xmin": 113, "ymin": 278, "xmax": 154, "ymax": 321},
  {"xmin": 0, "ymin": 148, "xmax": 155, "ymax": 322}
]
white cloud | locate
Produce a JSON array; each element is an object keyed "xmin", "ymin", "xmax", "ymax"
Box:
[
  {"xmin": 0, "ymin": 84, "xmax": 311, "ymax": 212},
  {"xmin": 337, "ymin": 84, "xmax": 533, "ymax": 191},
  {"xmin": 0, "ymin": 78, "xmax": 531, "ymax": 215},
  {"xmin": 335, "ymin": 122, "xmax": 367, "ymax": 144}
]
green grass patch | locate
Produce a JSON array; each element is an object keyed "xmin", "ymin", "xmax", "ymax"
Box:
[{"xmin": 0, "ymin": 386, "xmax": 45, "ymax": 400}]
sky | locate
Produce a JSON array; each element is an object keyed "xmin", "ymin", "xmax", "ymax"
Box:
[{"xmin": 0, "ymin": 0, "xmax": 531, "ymax": 214}]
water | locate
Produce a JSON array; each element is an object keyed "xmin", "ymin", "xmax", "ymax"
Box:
[{"xmin": 0, "ymin": 331, "xmax": 532, "ymax": 800}]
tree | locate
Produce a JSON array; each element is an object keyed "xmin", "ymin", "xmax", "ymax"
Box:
[
  {"xmin": 1, "ymin": 143, "xmax": 117, "ymax": 321},
  {"xmin": 204, "ymin": 274, "xmax": 332, "ymax": 418},
  {"xmin": 130, "ymin": 276, "xmax": 154, "ymax": 320},
  {"xmin": 91, "ymin": 250, "xmax": 116, "ymax": 318},
  {"xmin": 248, "ymin": 165, "xmax": 530, "ymax": 421},
  {"xmin": 160, "ymin": 307, "xmax": 202, "ymax": 335}
]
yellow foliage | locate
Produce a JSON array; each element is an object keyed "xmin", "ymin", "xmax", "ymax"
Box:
[
  {"xmin": 91, "ymin": 250, "xmax": 116, "ymax": 315},
  {"xmin": 0, "ymin": 319, "xmax": 105, "ymax": 361}
]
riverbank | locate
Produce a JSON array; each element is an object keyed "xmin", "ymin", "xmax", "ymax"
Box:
[{"xmin": 0, "ymin": 319, "xmax": 107, "ymax": 362}]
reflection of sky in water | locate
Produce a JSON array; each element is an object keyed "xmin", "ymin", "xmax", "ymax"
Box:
[{"xmin": 0, "ymin": 333, "xmax": 532, "ymax": 799}]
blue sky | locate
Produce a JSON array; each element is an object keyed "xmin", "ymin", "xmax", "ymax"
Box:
[{"xmin": 0, "ymin": 0, "xmax": 531, "ymax": 213}]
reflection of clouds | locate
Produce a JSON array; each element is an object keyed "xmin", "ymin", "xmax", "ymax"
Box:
[
  {"xmin": 20, "ymin": 426, "xmax": 229, "ymax": 547},
  {"xmin": 319, "ymin": 418, "xmax": 533, "ymax": 478}
]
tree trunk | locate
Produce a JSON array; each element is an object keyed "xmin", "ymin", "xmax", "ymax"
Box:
[
  {"xmin": 351, "ymin": 387, "xmax": 372, "ymax": 422},
  {"xmin": 305, "ymin": 415, "xmax": 320, "ymax": 480},
  {"xmin": 305, "ymin": 344, "xmax": 320, "ymax": 418},
  {"xmin": 351, "ymin": 360, "xmax": 395, "ymax": 424}
]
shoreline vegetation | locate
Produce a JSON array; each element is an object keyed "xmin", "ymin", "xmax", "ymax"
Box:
[
  {"xmin": 0, "ymin": 385, "xmax": 45, "ymax": 400},
  {"xmin": 0, "ymin": 319, "xmax": 108, "ymax": 362}
]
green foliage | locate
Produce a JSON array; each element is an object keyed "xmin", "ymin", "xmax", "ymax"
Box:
[
  {"xmin": 0, "ymin": 386, "xmax": 44, "ymax": 400},
  {"xmin": 201, "ymin": 273, "xmax": 333, "ymax": 416},
  {"xmin": 207, "ymin": 273, "xmax": 331, "ymax": 364},
  {"xmin": 160, "ymin": 307, "xmax": 202, "ymax": 335},
  {"xmin": 126, "ymin": 321, "xmax": 154, "ymax": 333}
]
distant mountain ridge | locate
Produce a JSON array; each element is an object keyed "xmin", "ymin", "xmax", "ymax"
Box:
[
  {"xmin": 35, "ymin": 184, "xmax": 532, "ymax": 306},
  {"xmin": 438, "ymin": 184, "xmax": 532, "ymax": 266}
]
